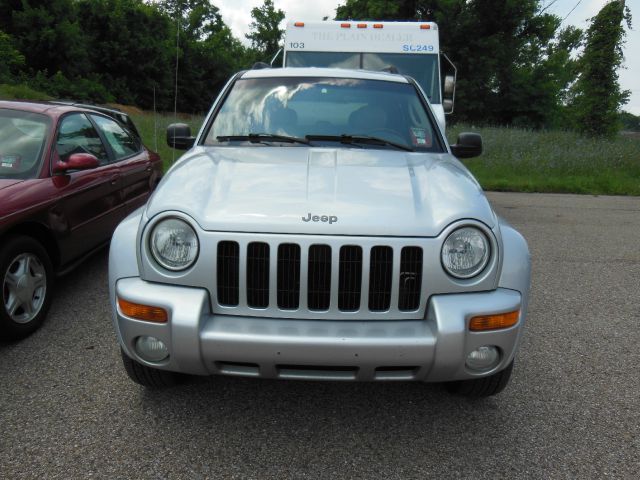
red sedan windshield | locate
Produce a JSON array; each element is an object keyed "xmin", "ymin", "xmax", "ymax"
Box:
[{"xmin": 0, "ymin": 109, "xmax": 51, "ymax": 179}]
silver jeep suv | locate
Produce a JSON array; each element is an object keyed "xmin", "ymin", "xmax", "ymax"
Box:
[{"xmin": 109, "ymin": 68, "xmax": 530, "ymax": 397}]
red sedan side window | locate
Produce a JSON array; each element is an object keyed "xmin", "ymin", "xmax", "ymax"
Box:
[
  {"xmin": 56, "ymin": 114, "xmax": 108, "ymax": 164},
  {"xmin": 91, "ymin": 115, "xmax": 140, "ymax": 161}
]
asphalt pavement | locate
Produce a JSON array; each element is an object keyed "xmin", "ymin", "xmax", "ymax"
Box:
[{"xmin": 1, "ymin": 192, "xmax": 639, "ymax": 479}]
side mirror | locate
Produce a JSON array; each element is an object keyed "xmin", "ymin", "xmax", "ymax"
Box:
[
  {"xmin": 443, "ymin": 74, "xmax": 455, "ymax": 97},
  {"xmin": 443, "ymin": 98, "xmax": 454, "ymax": 114},
  {"xmin": 167, "ymin": 123, "xmax": 195, "ymax": 150},
  {"xmin": 450, "ymin": 133, "xmax": 482, "ymax": 159},
  {"xmin": 441, "ymin": 53, "xmax": 457, "ymax": 114},
  {"xmin": 53, "ymin": 153, "xmax": 100, "ymax": 173},
  {"xmin": 442, "ymin": 74, "xmax": 455, "ymax": 114}
]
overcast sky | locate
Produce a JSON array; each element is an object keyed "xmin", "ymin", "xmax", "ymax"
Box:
[{"xmin": 216, "ymin": 0, "xmax": 639, "ymax": 115}]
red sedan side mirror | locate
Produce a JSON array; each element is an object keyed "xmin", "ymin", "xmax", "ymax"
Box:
[{"xmin": 54, "ymin": 153, "xmax": 100, "ymax": 173}]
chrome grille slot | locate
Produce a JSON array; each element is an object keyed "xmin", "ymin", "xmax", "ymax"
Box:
[
  {"xmin": 307, "ymin": 244, "xmax": 331, "ymax": 311},
  {"xmin": 369, "ymin": 246, "xmax": 393, "ymax": 312},
  {"xmin": 398, "ymin": 246, "xmax": 423, "ymax": 311},
  {"xmin": 216, "ymin": 241, "xmax": 239, "ymax": 306},
  {"xmin": 338, "ymin": 245, "xmax": 363, "ymax": 312},
  {"xmin": 277, "ymin": 243, "xmax": 301, "ymax": 310},
  {"xmin": 246, "ymin": 242, "xmax": 269, "ymax": 308}
]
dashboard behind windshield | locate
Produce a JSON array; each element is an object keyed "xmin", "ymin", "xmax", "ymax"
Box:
[
  {"xmin": 0, "ymin": 109, "xmax": 51, "ymax": 179},
  {"xmin": 286, "ymin": 52, "xmax": 441, "ymax": 103},
  {"xmin": 204, "ymin": 76, "xmax": 444, "ymax": 152}
]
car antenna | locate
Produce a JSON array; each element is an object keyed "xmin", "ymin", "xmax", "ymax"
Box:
[
  {"xmin": 153, "ymin": 85, "xmax": 158, "ymax": 152},
  {"xmin": 172, "ymin": 10, "xmax": 180, "ymax": 164}
]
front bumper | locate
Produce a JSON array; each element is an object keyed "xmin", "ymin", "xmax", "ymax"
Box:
[{"xmin": 114, "ymin": 278, "xmax": 524, "ymax": 382}]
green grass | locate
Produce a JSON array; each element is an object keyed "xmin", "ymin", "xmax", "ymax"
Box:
[
  {"xmin": 0, "ymin": 83, "xmax": 52, "ymax": 101},
  {"xmin": 129, "ymin": 111, "xmax": 203, "ymax": 170},
  {"xmin": 129, "ymin": 111, "xmax": 639, "ymax": 195},
  {"xmin": 448, "ymin": 125, "xmax": 640, "ymax": 196}
]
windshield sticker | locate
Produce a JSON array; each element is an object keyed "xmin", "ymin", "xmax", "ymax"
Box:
[
  {"xmin": 410, "ymin": 128, "xmax": 432, "ymax": 147},
  {"xmin": 0, "ymin": 154, "xmax": 21, "ymax": 169}
]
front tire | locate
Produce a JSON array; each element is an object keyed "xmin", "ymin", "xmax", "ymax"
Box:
[
  {"xmin": 121, "ymin": 349, "xmax": 183, "ymax": 388},
  {"xmin": 445, "ymin": 361, "xmax": 514, "ymax": 398},
  {"xmin": 0, "ymin": 235, "xmax": 53, "ymax": 340}
]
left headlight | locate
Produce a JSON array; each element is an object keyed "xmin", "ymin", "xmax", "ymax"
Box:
[
  {"xmin": 441, "ymin": 226, "xmax": 490, "ymax": 279},
  {"xmin": 150, "ymin": 218, "xmax": 199, "ymax": 271}
]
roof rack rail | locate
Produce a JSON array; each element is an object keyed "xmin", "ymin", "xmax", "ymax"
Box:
[
  {"xmin": 251, "ymin": 62, "xmax": 271, "ymax": 70},
  {"xmin": 380, "ymin": 65, "xmax": 399, "ymax": 74},
  {"xmin": 48, "ymin": 101, "xmax": 139, "ymax": 138}
]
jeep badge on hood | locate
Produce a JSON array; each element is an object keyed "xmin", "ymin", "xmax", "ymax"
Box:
[{"xmin": 302, "ymin": 213, "xmax": 338, "ymax": 224}]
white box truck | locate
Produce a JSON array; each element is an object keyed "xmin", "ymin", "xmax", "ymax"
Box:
[{"xmin": 282, "ymin": 20, "xmax": 456, "ymax": 128}]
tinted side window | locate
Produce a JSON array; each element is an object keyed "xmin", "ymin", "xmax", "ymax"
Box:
[
  {"xmin": 57, "ymin": 113, "xmax": 109, "ymax": 164},
  {"xmin": 91, "ymin": 115, "xmax": 140, "ymax": 160}
]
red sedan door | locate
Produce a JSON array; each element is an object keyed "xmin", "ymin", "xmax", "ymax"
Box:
[
  {"xmin": 89, "ymin": 114, "xmax": 161, "ymax": 214},
  {"xmin": 50, "ymin": 112, "xmax": 123, "ymax": 264}
]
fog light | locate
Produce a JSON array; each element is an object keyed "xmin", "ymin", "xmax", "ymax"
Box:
[
  {"xmin": 135, "ymin": 336, "xmax": 169, "ymax": 363},
  {"xmin": 466, "ymin": 346, "xmax": 500, "ymax": 371}
]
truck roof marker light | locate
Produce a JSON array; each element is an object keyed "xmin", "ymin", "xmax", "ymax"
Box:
[
  {"xmin": 118, "ymin": 297, "xmax": 168, "ymax": 323},
  {"xmin": 357, "ymin": 23, "xmax": 367, "ymax": 28},
  {"xmin": 469, "ymin": 310, "xmax": 519, "ymax": 331},
  {"xmin": 341, "ymin": 23, "xmax": 351, "ymax": 28},
  {"xmin": 373, "ymin": 24, "xmax": 383, "ymax": 29},
  {"xmin": 420, "ymin": 24, "xmax": 431, "ymax": 30},
  {"xmin": 294, "ymin": 22, "xmax": 304, "ymax": 27}
]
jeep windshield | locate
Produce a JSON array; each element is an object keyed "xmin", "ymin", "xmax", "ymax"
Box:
[
  {"xmin": 204, "ymin": 76, "xmax": 444, "ymax": 153},
  {"xmin": 0, "ymin": 109, "xmax": 51, "ymax": 179}
]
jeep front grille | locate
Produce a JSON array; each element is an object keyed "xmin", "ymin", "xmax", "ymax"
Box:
[
  {"xmin": 338, "ymin": 246, "xmax": 363, "ymax": 312},
  {"xmin": 277, "ymin": 244, "xmax": 301, "ymax": 310},
  {"xmin": 215, "ymin": 238, "xmax": 425, "ymax": 319},
  {"xmin": 368, "ymin": 246, "xmax": 393, "ymax": 312},
  {"xmin": 246, "ymin": 242, "xmax": 270, "ymax": 308},
  {"xmin": 398, "ymin": 247, "xmax": 423, "ymax": 311},
  {"xmin": 307, "ymin": 244, "xmax": 331, "ymax": 311},
  {"xmin": 217, "ymin": 241, "xmax": 239, "ymax": 306}
]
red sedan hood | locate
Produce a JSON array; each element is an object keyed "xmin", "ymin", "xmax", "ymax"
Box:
[{"xmin": 0, "ymin": 179, "xmax": 23, "ymax": 191}]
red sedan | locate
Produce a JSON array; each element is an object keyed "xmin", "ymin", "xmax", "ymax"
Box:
[{"xmin": 0, "ymin": 101, "xmax": 162, "ymax": 339}]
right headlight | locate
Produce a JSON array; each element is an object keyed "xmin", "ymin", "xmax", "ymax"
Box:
[
  {"xmin": 441, "ymin": 226, "xmax": 490, "ymax": 279},
  {"xmin": 150, "ymin": 217, "xmax": 199, "ymax": 271}
]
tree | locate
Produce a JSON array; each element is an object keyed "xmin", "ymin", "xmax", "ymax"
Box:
[
  {"xmin": 1, "ymin": 0, "xmax": 91, "ymax": 78},
  {"xmin": 335, "ymin": 0, "xmax": 584, "ymax": 128},
  {"xmin": 619, "ymin": 111, "xmax": 640, "ymax": 131},
  {"xmin": 155, "ymin": 0, "xmax": 251, "ymax": 111},
  {"xmin": 336, "ymin": 0, "xmax": 418, "ymax": 19},
  {"xmin": 570, "ymin": 1, "xmax": 632, "ymax": 137},
  {"xmin": 246, "ymin": 0, "xmax": 285, "ymax": 61},
  {"xmin": 0, "ymin": 30, "xmax": 24, "ymax": 82}
]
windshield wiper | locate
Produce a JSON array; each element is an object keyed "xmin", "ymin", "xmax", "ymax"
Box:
[
  {"xmin": 305, "ymin": 134, "xmax": 414, "ymax": 152},
  {"xmin": 217, "ymin": 133, "xmax": 310, "ymax": 145}
]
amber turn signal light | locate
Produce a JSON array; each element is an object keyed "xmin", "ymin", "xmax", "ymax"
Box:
[
  {"xmin": 469, "ymin": 310, "xmax": 519, "ymax": 331},
  {"xmin": 118, "ymin": 298, "xmax": 168, "ymax": 323}
]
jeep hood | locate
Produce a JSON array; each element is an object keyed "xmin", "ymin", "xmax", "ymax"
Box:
[{"xmin": 146, "ymin": 146, "xmax": 496, "ymax": 237}]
